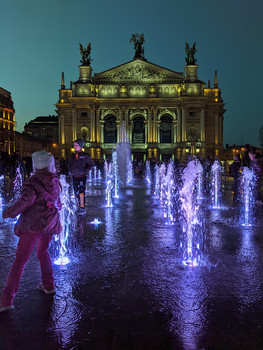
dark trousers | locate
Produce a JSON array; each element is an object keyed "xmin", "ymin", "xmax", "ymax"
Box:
[{"xmin": 72, "ymin": 176, "xmax": 86, "ymax": 208}]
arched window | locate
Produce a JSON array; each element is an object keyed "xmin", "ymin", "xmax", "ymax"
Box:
[
  {"xmin": 132, "ymin": 116, "xmax": 145, "ymax": 143},
  {"xmin": 160, "ymin": 115, "xmax": 172, "ymax": 143},
  {"xmin": 81, "ymin": 127, "xmax": 89, "ymax": 142},
  {"xmin": 104, "ymin": 115, "xmax": 117, "ymax": 143}
]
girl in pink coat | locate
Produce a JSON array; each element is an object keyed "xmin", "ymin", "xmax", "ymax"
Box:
[{"xmin": 0, "ymin": 150, "xmax": 62, "ymax": 312}]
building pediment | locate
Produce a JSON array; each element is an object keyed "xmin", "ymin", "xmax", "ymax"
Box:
[{"xmin": 93, "ymin": 59, "xmax": 184, "ymax": 84}]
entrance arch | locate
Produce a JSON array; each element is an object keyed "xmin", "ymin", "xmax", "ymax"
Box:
[
  {"xmin": 132, "ymin": 116, "xmax": 145, "ymax": 143},
  {"xmin": 104, "ymin": 114, "xmax": 117, "ymax": 143},
  {"xmin": 160, "ymin": 115, "xmax": 172, "ymax": 143}
]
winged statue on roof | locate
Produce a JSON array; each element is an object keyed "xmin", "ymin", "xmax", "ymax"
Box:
[
  {"xmin": 130, "ymin": 33, "xmax": 145, "ymax": 59},
  {"xmin": 185, "ymin": 42, "xmax": 197, "ymax": 65},
  {"xmin": 79, "ymin": 42, "xmax": 92, "ymax": 66}
]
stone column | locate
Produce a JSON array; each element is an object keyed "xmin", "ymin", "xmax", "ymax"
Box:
[
  {"xmin": 72, "ymin": 109, "xmax": 77, "ymax": 141},
  {"xmin": 153, "ymin": 109, "xmax": 157, "ymax": 142},
  {"xmin": 200, "ymin": 109, "xmax": 205, "ymax": 142},
  {"xmin": 117, "ymin": 121, "xmax": 120, "ymax": 143},
  {"xmin": 176, "ymin": 108, "xmax": 181, "ymax": 143},
  {"xmin": 173, "ymin": 121, "xmax": 177, "ymax": 143},
  {"xmin": 148, "ymin": 111, "xmax": 152, "ymax": 143},
  {"xmin": 145, "ymin": 120, "xmax": 148, "ymax": 144},
  {"xmin": 90, "ymin": 109, "xmax": 95, "ymax": 142},
  {"xmin": 60, "ymin": 114, "xmax": 65, "ymax": 145},
  {"xmin": 157, "ymin": 121, "xmax": 160, "ymax": 143},
  {"xmin": 100, "ymin": 121, "xmax": 104, "ymax": 143},
  {"xmin": 130, "ymin": 120, "xmax": 133, "ymax": 143},
  {"xmin": 96, "ymin": 109, "xmax": 100, "ymax": 143},
  {"xmin": 182, "ymin": 108, "xmax": 186, "ymax": 142},
  {"xmin": 119, "ymin": 109, "xmax": 124, "ymax": 142},
  {"xmin": 125, "ymin": 108, "xmax": 129, "ymax": 140},
  {"xmin": 215, "ymin": 112, "xmax": 219, "ymax": 145}
]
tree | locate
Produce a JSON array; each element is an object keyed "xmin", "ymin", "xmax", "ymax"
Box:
[{"xmin": 259, "ymin": 125, "xmax": 263, "ymax": 148}]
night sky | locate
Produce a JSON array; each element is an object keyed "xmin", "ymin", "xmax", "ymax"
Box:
[{"xmin": 1, "ymin": 0, "xmax": 263, "ymax": 147}]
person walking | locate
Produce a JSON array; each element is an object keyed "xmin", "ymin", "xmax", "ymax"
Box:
[
  {"xmin": 249, "ymin": 148, "xmax": 263, "ymax": 203},
  {"xmin": 69, "ymin": 139, "xmax": 93, "ymax": 215},
  {"xmin": 229, "ymin": 154, "xmax": 241, "ymax": 204},
  {"xmin": 0, "ymin": 150, "xmax": 62, "ymax": 312}
]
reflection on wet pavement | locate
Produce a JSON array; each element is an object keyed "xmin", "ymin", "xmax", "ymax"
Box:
[{"xmin": 1, "ymin": 178, "xmax": 263, "ymax": 349}]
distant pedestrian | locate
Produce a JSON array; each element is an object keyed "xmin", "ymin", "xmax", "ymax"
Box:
[
  {"xmin": 229, "ymin": 154, "xmax": 241, "ymax": 204},
  {"xmin": 69, "ymin": 139, "xmax": 92, "ymax": 215},
  {"xmin": 249, "ymin": 148, "xmax": 263, "ymax": 202},
  {"xmin": 0, "ymin": 150, "xmax": 62, "ymax": 313}
]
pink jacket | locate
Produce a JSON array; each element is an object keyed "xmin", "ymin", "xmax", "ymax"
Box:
[{"xmin": 3, "ymin": 171, "xmax": 62, "ymax": 236}]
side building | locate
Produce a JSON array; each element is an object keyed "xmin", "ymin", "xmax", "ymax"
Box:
[
  {"xmin": 56, "ymin": 38, "xmax": 225, "ymax": 161},
  {"xmin": 0, "ymin": 87, "xmax": 16, "ymax": 154},
  {"xmin": 24, "ymin": 115, "xmax": 59, "ymax": 143}
]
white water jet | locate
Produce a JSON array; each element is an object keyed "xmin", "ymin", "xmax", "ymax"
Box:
[
  {"xmin": 163, "ymin": 160, "xmax": 175, "ymax": 224},
  {"xmin": 239, "ymin": 167, "xmax": 256, "ymax": 227},
  {"xmin": 211, "ymin": 160, "xmax": 222, "ymax": 209},
  {"xmin": 116, "ymin": 121, "xmax": 132, "ymax": 187},
  {"xmin": 196, "ymin": 160, "xmax": 204, "ymax": 200},
  {"xmin": 145, "ymin": 160, "xmax": 151, "ymax": 184},
  {"xmin": 179, "ymin": 160, "xmax": 203, "ymax": 266},
  {"xmin": 54, "ymin": 175, "xmax": 74, "ymax": 265}
]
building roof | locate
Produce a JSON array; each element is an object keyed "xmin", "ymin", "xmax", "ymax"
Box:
[{"xmin": 25, "ymin": 115, "xmax": 58, "ymax": 126}]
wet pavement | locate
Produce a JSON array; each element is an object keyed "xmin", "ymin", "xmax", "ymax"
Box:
[{"xmin": 1, "ymin": 178, "xmax": 263, "ymax": 350}]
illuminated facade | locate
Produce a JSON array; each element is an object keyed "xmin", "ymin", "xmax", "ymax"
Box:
[
  {"xmin": 56, "ymin": 47, "xmax": 225, "ymax": 161},
  {"xmin": 0, "ymin": 87, "xmax": 16, "ymax": 154}
]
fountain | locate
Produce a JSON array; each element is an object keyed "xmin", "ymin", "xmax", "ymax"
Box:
[
  {"xmin": 157, "ymin": 163, "xmax": 167, "ymax": 205},
  {"xmin": 196, "ymin": 160, "xmax": 204, "ymax": 200},
  {"xmin": 154, "ymin": 164, "xmax": 160, "ymax": 197},
  {"xmin": 211, "ymin": 160, "xmax": 222, "ymax": 209},
  {"xmin": 112, "ymin": 151, "xmax": 119, "ymax": 198},
  {"xmin": 115, "ymin": 121, "xmax": 132, "ymax": 187},
  {"xmin": 126, "ymin": 156, "xmax": 133, "ymax": 184},
  {"xmin": 239, "ymin": 167, "xmax": 256, "ymax": 227},
  {"xmin": 179, "ymin": 160, "xmax": 204, "ymax": 266},
  {"xmin": 12, "ymin": 166, "xmax": 23, "ymax": 203},
  {"xmin": 163, "ymin": 160, "xmax": 175, "ymax": 225},
  {"xmin": 54, "ymin": 175, "xmax": 74, "ymax": 265},
  {"xmin": 145, "ymin": 160, "xmax": 151, "ymax": 184}
]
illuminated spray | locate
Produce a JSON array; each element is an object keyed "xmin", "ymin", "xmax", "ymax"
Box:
[
  {"xmin": 112, "ymin": 151, "xmax": 119, "ymax": 198},
  {"xmin": 154, "ymin": 164, "xmax": 160, "ymax": 197},
  {"xmin": 239, "ymin": 167, "xmax": 256, "ymax": 227},
  {"xmin": 163, "ymin": 160, "xmax": 175, "ymax": 224},
  {"xmin": 12, "ymin": 166, "xmax": 23, "ymax": 203},
  {"xmin": 158, "ymin": 164, "xmax": 167, "ymax": 205},
  {"xmin": 105, "ymin": 161, "xmax": 113, "ymax": 207},
  {"xmin": 126, "ymin": 156, "xmax": 133, "ymax": 184},
  {"xmin": 54, "ymin": 175, "xmax": 75, "ymax": 265},
  {"xmin": 179, "ymin": 160, "xmax": 203, "ymax": 266},
  {"xmin": 211, "ymin": 160, "xmax": 222, "ymax": 209},
  {"xmin": 145, "ymin": 160, "xmax": 151, "ymax": 184},
  {"xmin": 116, "ymin": 121, "xmax": 132, "ymax": 187},
  {"xmin": 196, "ymin": 160, "xmax": 204, "ymax": 200}
]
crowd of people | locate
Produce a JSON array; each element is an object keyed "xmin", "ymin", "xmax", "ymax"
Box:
[{"xmin": 1, "ymin": 143, "xmax": 262, "ymax": 204}]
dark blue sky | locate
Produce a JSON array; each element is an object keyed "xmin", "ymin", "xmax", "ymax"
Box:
[{"xmin": 1, "ymin": 0, "xmax": 263, "ymax": 147}]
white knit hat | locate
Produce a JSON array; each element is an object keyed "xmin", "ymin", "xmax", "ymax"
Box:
[{"xmin": 32, "ymin": 150, "xmax": 55, "ymax": 173}]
